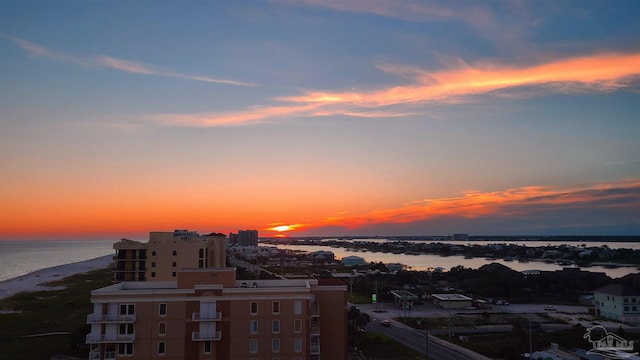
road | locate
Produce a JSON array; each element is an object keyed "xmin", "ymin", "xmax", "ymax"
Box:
[{"xmin": 364, "ymin": 317, "xmax": 492, "ymax": 360}]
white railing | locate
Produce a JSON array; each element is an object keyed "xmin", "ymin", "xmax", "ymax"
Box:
[
  {"xmin": 86, "ymin": 313, "xmax": 136, "ymax": 323},
  {"xmin": 89, "ymin": 351, "xmax": 116, "ymax": 360},
  {"xmin": 191, "ymin": 331, "xmax": 222, "ymax": 341},
  {"xmin": 310, "ymin": 342, "xmax": 320, "ymax": 354},
  {"xmin": 311, "ymin": 303, "xmax": 319, "ymax": 316},
  {"xmin": 191, "ymin": 312, "xmax": 222, "ymax": 321},
  {"xmin": 85, "ymin": 333, "xmax": 135, "ymax": 344}
]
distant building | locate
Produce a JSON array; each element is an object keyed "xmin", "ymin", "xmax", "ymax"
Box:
[
  {"xmin": 452, "ymin": 233, "xmax": 469, "ymax": 241},
  {"xmin": 386, "ymin": 263, "xmax": 405, "ymax": 272},
  {"xmin": 432, "ymin": 293, "xmax": 473, "ymax": 309},
  {"xmin": 594, "ymin": 284, "xmax": 640, "ymax": 324},
  {"xmin": 341, "ymin": 255, "xmax": 366, "ymax": 267},
  {"xmin": 237, "ymin": 229, "xmax": 258, "ymax": 246},
  {"xmin": 113, "ymin": 230, "xmax": 226, "ymax": 282},
  {"xmin": 310, "ymin": 250, "xmax": 335, "ymax": 262}
]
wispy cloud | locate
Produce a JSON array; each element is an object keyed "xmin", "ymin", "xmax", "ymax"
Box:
[
  {"xmin": 290, "ymin": 179, "xmax": 640, "ymax": 231},
  {"xmin": 159, "ymin": 51, "xmax": 639, "ymax": 127},
  {"xmin": 286, "ymin": 0, "xmax": 457, "ymax": 22},
  {"xmin": 11, "ymin": 37, "xmax": 255, "ymax": 87},
  {"xmin": 282, "ymin": 52, "xmax": 640, "ymax": 107}
]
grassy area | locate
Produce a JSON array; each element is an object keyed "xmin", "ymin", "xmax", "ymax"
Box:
[
  {"xmin": 350, "ymin": 332, "xmax": 424, "ymax": 360},
  {"xmin": 348, "ymin": 291, "xmax": 372, "ymax": 304},
  {"xmin": 0, "ymin": 266, "xmax": 113, "ymax": 360}
]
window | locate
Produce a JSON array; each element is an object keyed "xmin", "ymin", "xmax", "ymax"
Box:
[
  {"xmin": 151, "ymin": 262, "xmax": 156, "ymax": 267},
  {"xmin": 250, "ymin": 301, "xmax": 258, "ymax": 315},
  {"xmin": 172, "ymin": 272, "xmax": 176, "ymax": 277},
  {"xmin": 118, "ymin": 343, "xmax": 133, "ymax": 356},
  {"xmin": 120, "ymin": 304, "xmax": 135, "ymax": 315},
  {"xmin": 172, "ymin": 250, "xmax": 177, "ymax": 256},
  {"xmin": 624, "ymin": 306, "xmax": 629, "ymax": 312},
  {"xmin": 172, "ymin": 261, "xmax": 177, "ymax": 267},
  {"xmin": 151, "ymin": 272, "xmax": 156, "ymax": 278},
  {"xmin": 119, "ymin": 323, "xmax": 134, "ymax": 335},
  {"xmin": 294, "ymin": 300, "xmax": 302, "ymax": 315},
  {"xmin": 294, "ymin": 319, "xmax": 302, "ymax": 333},
  {"xmin": 272, "ymin": 338, "xmax": 280, "ymax": 353},
  {"xmin": 294, "ymin": 338, "xmax": 302, "ymax": 353},
  {"xmin": 272, "ymin": 301, "xmax": 280, "ymax": 314},
  {"xmin": 152, "ymin": 251, "xmax": 156, "ymax": 256},
  {"xmin": 624, "ymin": 298, "xmax": 629, "ymax": 303},
  {"xmin": 249, "ymin": 339, "xmax": 258, "ymax": 354},
  {"xmin": 633, "ymin": 298, "xmax": 637, "ymax": 303},
  {"xmin": 158, "ymin": 341, "xmax": 165, "ymax": 355},
  {"xmin": 250, "ymin": 320, "xmax": 258, "ymax": 334},
  {"xmin": 633, "ymin": 306, "xmax": 638, "ymax": 312},
  {"xmin": 204, "ymin": 341, "xmax": 211, "ymax": 354},
  {"xmin": 199, "ymin": 249, "xmax": 204, "ymax": 257},
  {"xmin": 159, "ymin": 303, "xmax": 167, "ymax": 316},
  {"xmin": 158, "ymin": 322, "xmax": 166, "ymax": 336},
  {"xmin": 272, "ymin": 319, "xmax": 280, "ymax": 334}
]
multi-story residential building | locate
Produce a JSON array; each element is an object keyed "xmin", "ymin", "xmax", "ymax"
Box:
[
  {"xmin": 113, "ymin": 230, "xmax": 226, "ymax": 282},
  {"xmin": 594, "ymin": 284, "xmax": 640, "ymax": 324},
  {"xmin": 86, "ymin": 268, "xmax": 347, "ymax": 360},
  {"xmin": 237, "ymin": 229, "xmax": 259, "ymax": 247}
]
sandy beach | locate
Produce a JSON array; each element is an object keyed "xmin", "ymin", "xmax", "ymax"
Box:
[{"xmin": 0, "ymin": 255, "xmax": 113, "ymax": 300}]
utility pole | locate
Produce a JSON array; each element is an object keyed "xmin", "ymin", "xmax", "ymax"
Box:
[{"xmin": 425, "ymin": 322, "xmax": 429, "ymax": 360}]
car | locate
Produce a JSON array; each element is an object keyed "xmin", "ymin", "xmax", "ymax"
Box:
[
  {"xmin": 544, "ymin": 305, "xmax": 557, "ymax": 311},
  {"xmin": 380, "ymin": 320, "xmax": 391, "ymax": 327}
]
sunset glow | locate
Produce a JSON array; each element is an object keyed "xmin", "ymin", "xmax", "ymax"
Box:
[{"xmin": 1, "ymin": 1, "xmax": 638, "ymax": 240}]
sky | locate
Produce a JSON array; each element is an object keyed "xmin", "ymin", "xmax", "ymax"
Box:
[{"xmin": 0, "ymin": 1, "xmax": 639, "ymax": 240}]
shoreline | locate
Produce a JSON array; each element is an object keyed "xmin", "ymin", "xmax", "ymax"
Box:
[{"xmin": 0, "ymin": 255, "xmax": 113, "ymax": 301}]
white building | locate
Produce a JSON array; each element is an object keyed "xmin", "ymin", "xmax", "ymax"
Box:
[{"xmin": 594, "ymin": 284, "xmax": 640, "ymax": 324}]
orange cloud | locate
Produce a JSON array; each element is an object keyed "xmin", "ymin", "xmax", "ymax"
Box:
[
  {"xmin": 284, "ymin": 179, "xmax": 640, "ymax": 232},
  {"xmin": 282, "ymin": 53, "xmax": 640, "ymax": 107},
  {"xmin": 148, "ymin": 51, "xmax": 639, "ymax": 127},
  {"xmin": 150, "ymin": 104, "xmax": 321, "ymax": 127}
]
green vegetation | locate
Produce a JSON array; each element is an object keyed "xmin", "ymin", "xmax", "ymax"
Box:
[
  {"xmin": 0, "ymin": 266, "xmax": 113, "ymax": 360},
  {"xmin": 350, "ymin": 332, "xmax": 424, "ymax": 360}
]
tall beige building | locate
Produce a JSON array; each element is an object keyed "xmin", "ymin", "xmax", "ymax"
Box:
[
  {"xmin": 90, "ymin": 230, "xmax": 348, "ymax": 360},
  {"xmin": 113, "ymin": 230, "xmax": 226, "ymax": 282}
]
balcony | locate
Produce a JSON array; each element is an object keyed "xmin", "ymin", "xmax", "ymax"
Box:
[
  {"xmin": 87, "ymin": 313, "xmax": 136, "ymax": 324},
  {"xmin": 192, "ymin": 312, "xmax": 222, "ymax": 321},
  {"xmin": 311, "ymin": 303, "xmax": 319, "ymax": 317},
  {"xmin": 310, "ymin": 342, "xmax": 320, "ymax": 354},
  {"xmin": 192, "ymin": 331, "xmax": 222, "ymax": 341},
  {"xmin": 86, "ymin": 333, "xmax": 135, "ymax": 344},
  {"xmin": 88, "ymin": 351, "xmax": 115, "ymax": 360},
  {"xmin": 310, "ymin": 321, "xmax": 320, "ymax": 334}
]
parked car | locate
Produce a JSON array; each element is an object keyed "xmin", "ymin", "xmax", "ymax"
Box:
[
  {"xmin": 381, "ymin": 320, "xmax": 391, "ymax": 327},
  {"xmin": 544, "ymin": 305, "xmax": 557, "ymax": 311}
]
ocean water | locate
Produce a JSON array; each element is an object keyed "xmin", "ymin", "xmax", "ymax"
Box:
[{"xmin": 0, "ymin": 240, "xmax": 115, "ymax": 282}]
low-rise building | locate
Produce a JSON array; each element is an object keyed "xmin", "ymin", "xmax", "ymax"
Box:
[
  {"xmin": 341, "ymin": 255, "xmax": 366, "ymax": 267},
  {"xmin": 594, "ymin": 284, "xmax": 640, "ymax": 324},
  {"xmin": 432, "ymin": 293, "xmax": 473, "ymax": 309}
]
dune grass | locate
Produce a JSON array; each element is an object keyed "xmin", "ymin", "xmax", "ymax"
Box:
[{"xmin": 0, "ymin": 266, "xmax": 113, "ymax": 360}]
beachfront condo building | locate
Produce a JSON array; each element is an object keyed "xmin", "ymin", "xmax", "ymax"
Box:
[
  {"xmin": 86, "ymin": 268, "xmax": 348, "ymax": 360},
  {"xmin": 113, "ymin": 230, "xmax": 226, "ymax": 282}
]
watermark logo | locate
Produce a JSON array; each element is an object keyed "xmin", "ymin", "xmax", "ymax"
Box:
[{"xmin": 583, "ymin": 326, "xmax": 637, "ymax": 359}]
